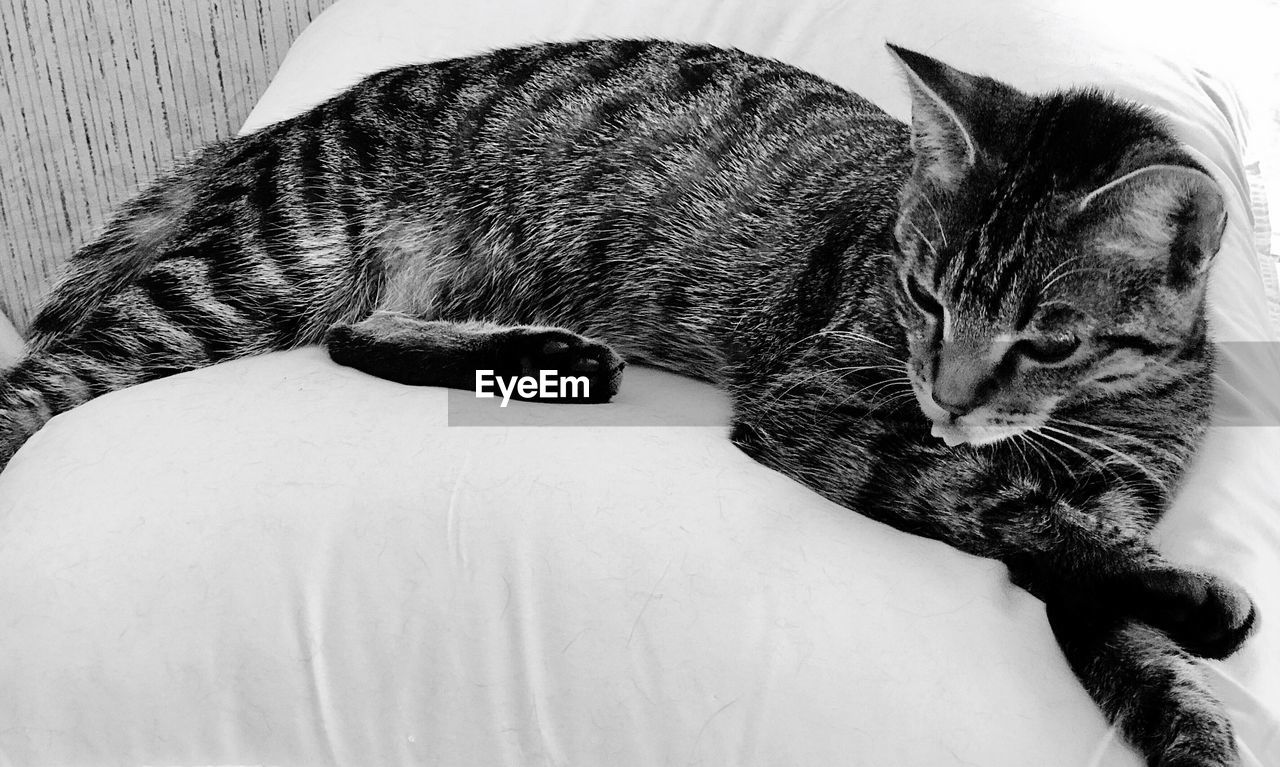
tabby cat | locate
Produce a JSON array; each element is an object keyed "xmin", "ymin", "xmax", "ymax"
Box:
[{"xmin": 0, "ymin": 39, "xmax": 1258, "ymax": 765}]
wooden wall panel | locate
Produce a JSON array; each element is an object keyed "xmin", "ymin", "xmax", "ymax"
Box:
[{"xmin": 0, "ymin": 0, "xmax": 337, "ymax": 335}]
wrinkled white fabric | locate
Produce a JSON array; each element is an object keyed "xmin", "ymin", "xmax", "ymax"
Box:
[{"xmin": 2, "ymin": 1, "xmax": 1278, "ymax": 766}]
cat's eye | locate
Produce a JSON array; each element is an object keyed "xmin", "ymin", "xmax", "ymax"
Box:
[
  {"xmin": 1015, "ymin": 335, "xmax": 1081, "ymax": 365},
  {"xmin": 904, "ymin": 274, "xmax": 943, "ymax": 318},
  {"xmin": 1097, "ymin": 334, "xmax": 1169, "ymax": 356}
]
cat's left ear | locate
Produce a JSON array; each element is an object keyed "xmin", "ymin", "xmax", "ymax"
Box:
[
  {"xmin": 887, "ymin": 44, "xmax": 1019, "ymax": 190},
  {"xmin": 1074, "ymin": 164, "xmax": 1227, "ymax": 287}
]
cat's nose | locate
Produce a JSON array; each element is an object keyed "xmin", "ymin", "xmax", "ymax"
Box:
[
  {"xmin": 931, "ymin": 342, "xmax": 996, "ymax": 417},
  {"xmin": 931, "ymin": 389, "xmax": 981, "ymax": 417}
]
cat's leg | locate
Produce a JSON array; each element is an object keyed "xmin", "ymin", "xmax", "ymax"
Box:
[
  {"xmin": 939, "ymin": 467, "xmax": 1255, "ymax": 662},
  {"xmin": 731, "ymin": 382, "xmax": 1257, "ymax": 660},
  {"xmin": 0, "ymin": 297, "xmax": 227, "ymax": 470},
  {"xmin": 989, "ymin": 494, "xmax": 1257, "ymax": 662},
  {"xmin": 0, "ymin": 352, "xmax": 109, "ymax": 469},
  {"xmin": 989, "ymin": 481, "xmax": 1257, "ymax": 662},
  {"xmin": 1049, "ymin": 605, "xmax": 1238, "ymax": 767},
  {"xmin": 325, "ymin": 312, "xmax": 625, "ymax": 403},
  {"xmin": 730, "ymin": 386, "xmax": 1252, "ymax": 765}
]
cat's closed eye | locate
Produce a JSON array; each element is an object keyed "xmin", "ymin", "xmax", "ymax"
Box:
[
  {"xmin": 904, "ymin": 274, "xmax": 942, "ymax": 318},
  {"xmin": 1014, "ymin": 334, "xmax": 1081, "ymax": 365},
  {"xmin": 1096, "ymin": 334, "xmax": 1171, "ymax": 356}
]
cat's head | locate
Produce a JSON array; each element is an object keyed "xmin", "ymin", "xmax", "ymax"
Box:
[{"xmin": 885, "ymin": 45, "xmax": 1226, "ymax": 447}]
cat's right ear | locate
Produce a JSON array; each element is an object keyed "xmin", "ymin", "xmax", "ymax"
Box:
[
  {"xmin": 887, "ymin": 44, "xmax": 980, "ymax": 190},
  {"xmin": 1074, "ymin": 164, "xmax": 1227, "ymax": 288}
]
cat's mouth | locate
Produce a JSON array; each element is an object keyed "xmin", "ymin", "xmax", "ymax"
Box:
[
  {"xmin": 927, "ymin": 418, "xmax": 1025, "ymax": 447},
  {"xmin": 907, "ymin": 371, "xmax": 1043, "ymax": 447}
]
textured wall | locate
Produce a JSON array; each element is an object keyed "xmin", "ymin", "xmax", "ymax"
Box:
[{"xmin": 0, "ymin": 0, "xmax": 336, "ymax": 336}]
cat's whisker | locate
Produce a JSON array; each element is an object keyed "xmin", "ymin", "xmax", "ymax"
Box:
[
  {"xmin": 759, "ymin": 374, "xmax": 843, "ymax": 408},
  {"xmin": 769, "ymin": 366, "xmax": 912, "ymax": 411},
  {"xmin": 1011, "ymin": 433, "xmax": 1050, "ymax": 481},
  {"xmin": 761, "ymin": 361, "xmax": 905, "ymax": 408},
  {"xmin": 780, "ymin": 329, "xmax": 901, "ymax": 364},
  {"xmin": 824, "ymin": 364, "xmax": 911, "ymax": 377},
  {"xmin": 809, "ymin": 329, "xmax": 898, "ymax": 351},
  {"xmin": 803, "ymin": 347, "xmax": 906, "ymax": 370},
  {"xmin": 770, "ymin": 365, "xmax": 888, "ymax": 396},
  {"xmin": 848, "ymin": 377, "xmax": 915, "ymax": 403},
  {"xmin": 782, "ymin": 330, "xmax": 834, "ymax": 354},
  {"xmin": 1023, "ymin": 430, "xmax": 1077, "ymax": 477},
  {"xmin": 1053, "ymin": 419, "xmax": 1184, "ymax": 466},
  {"xmin": 1039, "ymin": 266, "xmax": 1110, "ymax": 295},
  {"xmin": 841, "ymin": 376, "xmax": 912, "ymax": 404},
  {"xmin": 878, "ymin": 386, "xmax": 918, "ymax": 402},
  {"xmin": 852, "ymin": 387, "xmax": 918, "ymax": 418},
  {"xmin": 1046, "ymin": 427, "xmax": 1167, "ymax": 490},
  {"xmin": 1017, "ymin": 433, "xmax": 1052, "ymax": 478},
  {"xmin": 1033, "ymin": 426, "xmax": 1105, "ymax": 468},
  {"xmin": 1030, "ymin": 425, "xmax": 1108, "ymax": 470},
  {"xmin": 1037, "ymin": 254, "xmax": 1089, "ymax": 289},
  {"xmin": 817, "ymin": 373, "xmax": 915, "ymax": 412},
  {"xmin": 1006, "ymin": 433, "xmax": 1031, "ymax": 475},
  {"xmin": 1040, "ymin": 425, "xmax": 1169, "ymax": 495}
]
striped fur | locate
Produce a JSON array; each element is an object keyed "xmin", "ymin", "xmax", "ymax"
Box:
[{"xmin": 1, "ymin": 40, "xmax": 1255, "ymax": 764}]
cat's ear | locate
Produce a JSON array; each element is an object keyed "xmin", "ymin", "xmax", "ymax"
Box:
[
  {"xmin": 1074, "ymin": 164, "xmax": 1227, "ymax": 287},
  {"xmin": 887, "ymin": 44, "xmax": 982, "ymax": 190}
]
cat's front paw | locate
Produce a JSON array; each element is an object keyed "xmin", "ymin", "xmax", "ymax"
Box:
[
  {"xmin": 1130, "ymin": 568, "xmax": 1258, "ymax": 660},
  {"xmin": 495, "ymin": 328, "xmax": 625, "ymax": 403}
]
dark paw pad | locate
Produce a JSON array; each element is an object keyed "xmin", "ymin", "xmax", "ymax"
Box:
[
  {"xmin": 1132, "ymin": 569, "xmax": 1258, "ymax": 660},
  {"xmin": 497, "ymin": 328, "xmax": 625, "ymax": 403}
]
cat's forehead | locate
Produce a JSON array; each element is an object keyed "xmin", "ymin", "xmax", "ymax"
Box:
[
  {"xmin": 929, "ymin": 209, "xmax": 1127, "ymax": 329},
  {"xmin": 928, "ymin": 189, "xmax": 1060, "ymax": 293},
  {"xmin": 949, "ymin": 244, "xmax": 1143, "ymax": 333}
]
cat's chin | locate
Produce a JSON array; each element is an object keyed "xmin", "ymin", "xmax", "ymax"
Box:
[
  {"xmin": 929, "ymin": 420, "xmax": 1024, "ymax": 447},
  {"xmin": 929, "ymin": 421, "xmax": 971, "ymax": 447}
]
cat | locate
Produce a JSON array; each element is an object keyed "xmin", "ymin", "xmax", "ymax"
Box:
[{"xmin": 0, "ymin": 39, "xmax": 1258, "ymax": 766}]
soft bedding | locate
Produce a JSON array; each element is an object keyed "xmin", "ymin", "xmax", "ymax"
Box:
[{"xmin": 2, "ymin": 0, "xmax": 1279, "ymax": 765}]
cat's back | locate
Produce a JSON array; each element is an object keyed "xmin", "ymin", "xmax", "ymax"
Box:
[
  {"xmin": 257, "ymin": 39, "xmax": 909, "ymax": 206},
  {"xmin": 248, "ymin": 38, "xmax": 912, "ymax": 369},
  {"xmin": 314, "ymin": 38, "xmax": 897, "ymax": 154}
]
